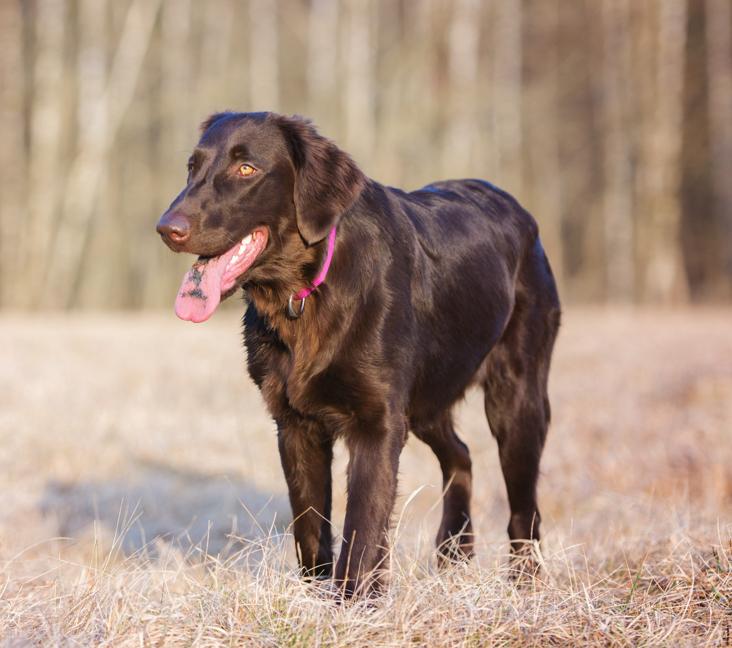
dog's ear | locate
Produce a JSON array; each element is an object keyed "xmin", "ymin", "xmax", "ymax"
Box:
[{"xmin": 275, "ymin": 115, "xmax": 366, "ymax": 245}]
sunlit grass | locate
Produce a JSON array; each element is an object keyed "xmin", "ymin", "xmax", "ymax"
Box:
[{"xmin": 1, "ymin": 308, "xmax": 731, "ymax": 645}]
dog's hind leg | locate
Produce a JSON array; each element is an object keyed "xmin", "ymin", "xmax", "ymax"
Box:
[
  {"xmin": 413, "ymin": 411, "xmax": 474, "ymax": 564},
  {"xmin": 482, "ymin": 239, "xmax": 560, "ymax": 568}
]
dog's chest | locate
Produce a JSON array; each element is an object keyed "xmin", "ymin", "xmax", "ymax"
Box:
[{"xmin": 258, "ymin": 348, "xmax": 386, "ymax": 431}]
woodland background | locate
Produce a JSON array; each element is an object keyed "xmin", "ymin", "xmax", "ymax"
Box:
[
  {"xmin": 1, "ymin": 0, "xmax": 731, "ymax": 310},
  {"xmin": 2, "ymin": 3, "xmax": 732, "ymax": 643}
]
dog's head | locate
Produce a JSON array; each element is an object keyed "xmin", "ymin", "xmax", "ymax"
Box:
[{"xmin": 156, "ymin": 112, "xmax": 365, "ymax": 322}]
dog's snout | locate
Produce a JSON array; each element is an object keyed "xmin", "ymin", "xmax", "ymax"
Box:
[{"xmin": 157, "ymin": 212, "xmax": 191, "ymax": 246}]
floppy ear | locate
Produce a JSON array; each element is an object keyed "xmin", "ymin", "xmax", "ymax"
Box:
[{"xmin": 275, "ymin": 115, "xmax": 366, "ymax": 245}]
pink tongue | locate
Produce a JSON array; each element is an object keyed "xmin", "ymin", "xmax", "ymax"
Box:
[{"xmin": 174, "ymin": 256, "xmax": 228, "ymax": 323}]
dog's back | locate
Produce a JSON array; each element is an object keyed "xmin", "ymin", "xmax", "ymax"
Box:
[{"xmin": 365, "ymin": 178, "xmax": 557, "ymax": 423}]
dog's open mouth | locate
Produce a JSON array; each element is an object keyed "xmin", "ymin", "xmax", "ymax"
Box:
[{"xmin": 175, "ymin": 227, "xmax": 268, "ymax": 323}]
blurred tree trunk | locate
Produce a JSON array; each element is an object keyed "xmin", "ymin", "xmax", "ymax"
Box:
[
  {"xmin": 601, "ymin": 0, "xmax": 635, "ymax": 301},
  {"xmin": 371, "ymin": 0, "xmax": 403, "ymax": 183},
  {"xmin": 342, "ymin": 0, "xmax": 375, "ymax": 167},
  {"xmin": 27, "ymin": 0, "xmax": 66, "ymax": 307},
  {"xmin": 0, "ymin": 0, "xmax": 27, "ymax": 307},
  {"xmin": 401, "ymin": 0, "xmax": 438, "ymax": 188},
  {"xmin": 491, "ymin": 0, "xmax": 523, "ymax": 195},
  {"xmin": 44, "ymin": 0, "xmax": 162, "ymax": 308},
  {"xmin": 637, "ymin": 0, "xmax": 689, "ymax": 303},
  {"xmin": 70, "ymin": 0, "xmax": 109, "ymax": 308},
  {"xmin": 1, "ymin": 0, "xmax": 730, "ymax": 309},
  {"xmin": 199, "ymin": 0, "xmax": 234, "ymax": 116},
  {"xmin": 248, "ymin": 1, "xmax": 279, "ymax": 109},
  {"xmin": 162, "ymin": 0, "xmax": 192, "ymax": 153},
  {"xmin": 443, "ymin": 0, "xmax": 480, "ymax": 178},
  {"xmin": 705, "ymin": 0, "xmax": 732, "ymax": 298},
  {"xmin": 137, "ymin": 0, "xmax": 192, "ymax": 308},
  {"xmin": 523, "ymin": 0, "xmax": 564, "ymax": 292},
  {"xmin": 307, "ymin": 0, "xmax": 339, "ymax": 126},
  {"xmin": 555, "ymin": 2, "xmax": 603, "ymax": 300}
]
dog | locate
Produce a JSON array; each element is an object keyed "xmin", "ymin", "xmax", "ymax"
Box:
[{"xmin": 156, "ymin": 112, "xmax": 561, "ymax": 596}]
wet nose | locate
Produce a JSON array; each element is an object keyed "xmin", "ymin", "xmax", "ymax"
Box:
[{"xmin": 156, "ymin": 211, "xmax": 191, "ymax": 245}]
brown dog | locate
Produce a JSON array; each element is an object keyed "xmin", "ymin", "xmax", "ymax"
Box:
[{"xmin": 156, "ymin": 112, "xmax": 561, "ymax": 595}]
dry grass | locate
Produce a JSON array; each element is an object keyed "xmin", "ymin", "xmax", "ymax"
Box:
[{"xmin": 1, "ymin": 307, "xmax": 731, "ymax": 646}]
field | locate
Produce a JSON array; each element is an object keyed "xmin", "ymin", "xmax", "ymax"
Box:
[{"xmin": 1, "ymin": 307, "xmax": 731, "ymax": 646}]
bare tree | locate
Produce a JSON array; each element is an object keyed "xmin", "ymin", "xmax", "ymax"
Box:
[
  {"xmin": 133, "ymin": 0, "xmax": 194, "ymax": 307},
  {"xmin": 26, "ymin": 0, "xmax": 66, "ymax": 307},
  {"xmin": 370, "ymin": 1, "xmax": 408, "ymax": 184},
  {"xmin": 442, "ymin": 0, "xmax": 480, "ymax": 178},
  {"xmin": 0, "ymin": 0, "xmax": 27, "ymax": 307},
  {"xmin": 637, "ymin": 0, "xmax": 689, "ymax": 303},
  {"xmin": 492, "ymin": 0, "xmax": 523, "ymax": 195},
  {"xmin": 44, "ymin": 0, "xmax": 163, "ymax": 308},
  {"xmin": 69, "ymin": 0, "xmax": 110, "ymax": 307},
  {"xmin": 601, "ymin": 0, "xmax": 635, "ymax": 301},
  {"xmin": 342, "ymin": 0, "xmax": 375, "ymax": 168},
  {"xmin": 705, "ymin": 0, "xmax": 732, "ymax": 298},
  {"xmin": 0, "ymin": 0, "xmax": 730, "ymax": 309},
  {"xmin": 248, "ymin": 0, "xmax": 280, "ymax": 109},
  {"xmin": 198, "ymin": 0, "xmax": 235, "ymax": 117},
  {"xmin": 398, "ymin": 0, "xmax": 439, "ymax": 188},
  {"xmin": 523, "ymin": 0, "xmax": 564, "ymax": 292},
  {"xmin": 162, "ymin": 0, "xmax": 192, "ymax": 153},
  {"xmin": 307, "ymin": 0, "xmax": 340, "ymax": 126}
]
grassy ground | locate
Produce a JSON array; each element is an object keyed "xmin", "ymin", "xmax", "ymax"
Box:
[{"xmin": 0, "ymin": 307, "xmax": 731, "ymax": 646}]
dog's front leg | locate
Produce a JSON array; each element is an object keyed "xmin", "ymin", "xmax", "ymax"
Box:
[
  {"xmin": 277, "ymin": 418, "xmax": 334, "ymax": 579},
  {"xmin": 335, "ymin": 416, "xmax": 406, "ymax": 596}
]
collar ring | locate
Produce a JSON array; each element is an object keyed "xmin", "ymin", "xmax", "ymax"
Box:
[{"xmin": 287, "ymin": 294, "xmax": 306, "ymax": 319}]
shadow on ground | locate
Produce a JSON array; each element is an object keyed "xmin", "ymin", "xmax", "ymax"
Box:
[{"xmin": 40, "ymin": 461, "xmax": 292, "ymax": 557}]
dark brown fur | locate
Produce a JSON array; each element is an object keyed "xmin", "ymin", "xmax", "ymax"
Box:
[{"xmin": 156, "ymin": 112, "xmax": 561, "ymax": 596}]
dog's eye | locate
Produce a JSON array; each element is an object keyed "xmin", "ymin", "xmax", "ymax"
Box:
[{"xmin": 237, "ymin": 164, "xmax": 257, "ymax": 177}]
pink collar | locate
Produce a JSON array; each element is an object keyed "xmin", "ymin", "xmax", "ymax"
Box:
[{"xmin": 287, "ymin": 226, "xmax": 337, "ymax": 318}]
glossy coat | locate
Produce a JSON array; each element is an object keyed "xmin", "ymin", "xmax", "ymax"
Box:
[{"xmin": 157, "ymin": 112, "xmax": 561, "ymax": 595}]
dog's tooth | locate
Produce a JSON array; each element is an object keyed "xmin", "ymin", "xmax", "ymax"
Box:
[
  {"xmin": 242, "ymin": 234, "xmax": 252, "ymax": 245},
  {"xmin": 231, "ymin": 254, "xmax": 239, "ymax": 264}
]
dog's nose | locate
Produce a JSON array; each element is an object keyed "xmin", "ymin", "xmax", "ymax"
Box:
[{"xmin": 156, "ymin": 212, "xmax": 191, "ymax": 245}]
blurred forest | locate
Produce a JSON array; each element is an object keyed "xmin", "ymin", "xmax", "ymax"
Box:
[{"xmin": 0, "ymin": 0, "xmax": 731, "ymax": 310}]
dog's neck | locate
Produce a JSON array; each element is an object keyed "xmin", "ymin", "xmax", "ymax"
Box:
[
  {"xmin": 291, "ymin": 227, "xmax": 337, "ymax": 304},
  {"xmin": 244, "ymin": 187, "xmax": 372, "ymax": 352},
  {"xmin": 245, "ymin": 228, "xmax": 334, "ymax": 347}
]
